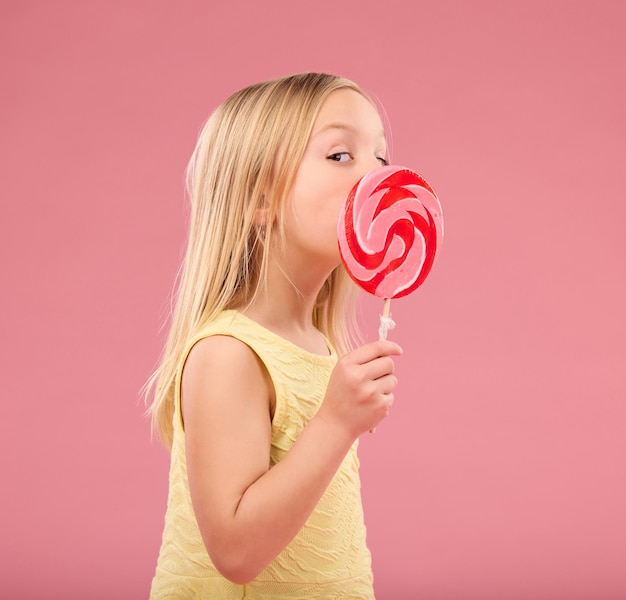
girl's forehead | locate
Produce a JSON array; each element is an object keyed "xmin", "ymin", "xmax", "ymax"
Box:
[{"xmin": 311, "ymin": 89, "xmax": 386, "ymax": 142}]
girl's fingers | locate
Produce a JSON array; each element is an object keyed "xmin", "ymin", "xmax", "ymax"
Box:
[
  {"xmin": 363, "ymin": 356, "xmax": 396, "ymax": 381},
  {"xmin": 349, "ymin": 340, "xmax": 403, "ymax": 365},
  {"xmin": 372, "ymin": 375, "xmax": 397, "ymax": 401},
  {"xmin": 379, "ymin": 375, "xmax": 397, "ymax": 397}
]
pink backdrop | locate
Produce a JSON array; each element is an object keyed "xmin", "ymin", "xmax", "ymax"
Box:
[{"xmin": 2, "ymin": 1, "xmax": 625, "ymax": 598}]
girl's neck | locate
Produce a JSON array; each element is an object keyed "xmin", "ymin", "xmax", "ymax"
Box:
[{"xmin": 239, "ymin": 254, "xmax": 336, "ymax": 355}]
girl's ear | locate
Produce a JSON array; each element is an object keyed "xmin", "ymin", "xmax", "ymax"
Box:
[
  {"xmin": 254, "ymin": 196, "xmax": 270, "ymax": 226},
  {"xmin": 254, "ymin": 205, "xmax": 269, "ymax": 226}
]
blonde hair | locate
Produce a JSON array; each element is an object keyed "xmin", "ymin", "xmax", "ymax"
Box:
[{"xmin": 146, "ymin": 72, "xmax": 373, "ymax": 448}]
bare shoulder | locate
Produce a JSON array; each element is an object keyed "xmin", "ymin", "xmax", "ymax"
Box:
[
  {"xmin": 181, "ymin": 334, "xmax": 273, "ymax": 423},
  {"xmin": 184, "ymin": 334, "xmax": 266, "ymax": 382}
]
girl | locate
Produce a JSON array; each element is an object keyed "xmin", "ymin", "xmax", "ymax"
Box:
[{"xmin": 148, "ymin": 72, "xmax": 402, "ymax": 599}]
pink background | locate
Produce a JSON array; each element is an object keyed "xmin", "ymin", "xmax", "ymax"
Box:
[{"xmin": 1, "ymin": 1, "xmax": 625, "ymax": 598}]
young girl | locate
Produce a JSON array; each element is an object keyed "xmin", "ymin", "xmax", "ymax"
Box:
[{"xmin": 148, "ymin": 72, "xmax": 402, "ymax": 599}]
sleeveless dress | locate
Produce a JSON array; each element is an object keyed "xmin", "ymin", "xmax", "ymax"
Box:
[{"xmin": 150, "ymin": 310, "xmax": 375, "ymax": 599}]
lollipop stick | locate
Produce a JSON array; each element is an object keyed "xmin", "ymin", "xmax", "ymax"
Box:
[
  {"xmin": 371, "ymin": 298, "xmax": 395, "ymax": 434},
  {"xmin": 378, "ymin": 298, "xmax": 395, "ymax": 340}
]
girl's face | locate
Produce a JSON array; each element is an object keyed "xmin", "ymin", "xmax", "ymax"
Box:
[{"xmin": 283, "ymin": 88, "xmax": 388, "ymax": 273}]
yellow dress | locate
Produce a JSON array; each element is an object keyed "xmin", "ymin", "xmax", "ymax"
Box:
[{"xmin": 150, "ymin": 311, "xmax": 375, "ymax": 599}]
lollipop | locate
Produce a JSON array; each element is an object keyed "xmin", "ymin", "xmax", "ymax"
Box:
[{"xmin": 338, "ymin": 165, "xmax": 444, "ymax": 339}]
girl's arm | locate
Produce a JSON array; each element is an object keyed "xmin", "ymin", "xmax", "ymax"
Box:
[{"xmin": 183, "ymin": 334, "xmax": 401, "ymax": 585}]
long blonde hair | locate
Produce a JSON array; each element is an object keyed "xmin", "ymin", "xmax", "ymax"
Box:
[{"xmin": 146, "ymin": 73, "xmax": 371, "ymax": 448}]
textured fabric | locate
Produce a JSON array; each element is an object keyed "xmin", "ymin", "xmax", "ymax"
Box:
[{"xmin": 150, "ymin": 310, "xmax": 375, "ymax": 599}]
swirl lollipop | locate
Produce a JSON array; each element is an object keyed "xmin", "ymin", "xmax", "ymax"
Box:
[{"xmin": 338, "ymin": 165, "xmax": 444, "ymax": 339}]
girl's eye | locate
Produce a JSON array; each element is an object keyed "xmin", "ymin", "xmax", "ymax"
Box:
[
  {"xmin": 377, "ymin": 157, "xmax": 389, "ymax": 166},
  {"xmin": 328, "ymin": 152, "xmax": 352, "ymax": 163}
]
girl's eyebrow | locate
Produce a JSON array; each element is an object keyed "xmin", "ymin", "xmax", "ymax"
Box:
[{"xmin": 312, "ymin": 122, "xmax": 386, "ymax": 141}]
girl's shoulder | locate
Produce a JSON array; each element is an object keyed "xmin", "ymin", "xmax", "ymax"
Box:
[
  {"xmin": 180, "ymin": 312, "xmax": 276, "ymax": 421},
  {"xmin": 183, "ymin": 310, "xmax": 268, "ymax": 383},
  {"xmin": 182, "ymin": 329, "xmax": 271, "ymax": 400}
]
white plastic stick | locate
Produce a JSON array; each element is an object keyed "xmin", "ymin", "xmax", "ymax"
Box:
[{"xmin": 378, "ymin": 298, "xmax": 396, "ymax": 340}]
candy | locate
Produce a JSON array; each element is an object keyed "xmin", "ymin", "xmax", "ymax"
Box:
[{"xmin": 338, "ymin": 165, "xmax": 443, "ymax": 300}]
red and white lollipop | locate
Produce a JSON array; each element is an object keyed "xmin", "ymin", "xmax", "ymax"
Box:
[{"xmin": 338, "ymin": 165, "xmax": 444, "ymax": 338}]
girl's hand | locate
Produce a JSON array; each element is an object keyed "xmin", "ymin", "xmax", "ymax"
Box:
[{"xmin": 317, "ymin": 340, "xmax": 403, "ymax": 439}]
